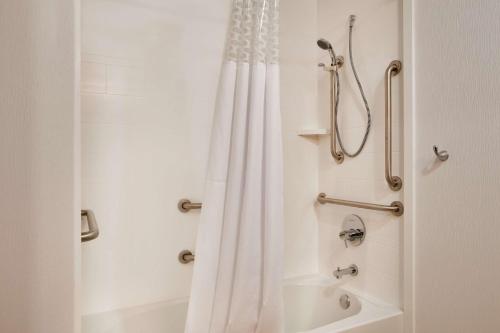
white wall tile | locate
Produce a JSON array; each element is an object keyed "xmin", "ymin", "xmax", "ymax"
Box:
[
  {"xmin": 81, "ymin": 0, "xmax": 222, "ymax": 315},
  {"xmin": 280, "ymin": 0, "xmax": 321, "ymax": 278},
  {"xmin": 82, "ymin": 62, "xmax": 106, "ymax": 94},
  {"xmin": 81, "ymin": 0, "xmax": 322, "ymax": 315},
  {"xmin": 316, "ymin": 0, "xmax": 403, "ymax": 308}
]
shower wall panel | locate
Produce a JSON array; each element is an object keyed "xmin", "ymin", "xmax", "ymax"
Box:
[
  {"xmin": 280, "ymin": 0, "xmax": 322, "ymax": 278},
  {"xmin": 80, "ymin": 0, "xmax": 230, "ymax": 315},
  {"xmin": 81, "ymin": 0, "xmax": 323, "ymax": 315},
  {"xmin": 316, "ymin": 0, "xmax": 404, "ymax": 307}
]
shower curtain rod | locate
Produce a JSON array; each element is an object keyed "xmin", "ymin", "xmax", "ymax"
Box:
[{"xmin": 317, "ymin": 193, "xmax": 404, "ymax": 216}]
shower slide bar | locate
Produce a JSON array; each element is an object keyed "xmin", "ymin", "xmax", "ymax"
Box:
[
  {"xmin": 81, "ymin": 209, "xmax": 99, "ymax": 242},
  {"xmin": 317, "ymin": 193, "xmax": 404, "ymax": 216},
  {"xmin": 327, "ymin": 62, "xmax": 344, "ymax": 163},
  {"xmin": 178, "ymin": 199, "xmax": 202, "ymax": 212},
  {"xmin": 385, "ymin": 60, "xmax": 403, "ymax": 191}
]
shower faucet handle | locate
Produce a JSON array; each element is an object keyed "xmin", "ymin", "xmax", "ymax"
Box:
[
  {"xmin": 339, "ymin": 215, "xmax": 366, "ymax": 248},
  {"xmin": 339, "ymin": 229, "xmax": 364, "ymax": 248}
]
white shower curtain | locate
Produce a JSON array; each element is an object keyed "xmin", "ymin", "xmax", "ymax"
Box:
[{"xmin": 185, "ymin": 0, "xmax": 283, "ymax": 332}]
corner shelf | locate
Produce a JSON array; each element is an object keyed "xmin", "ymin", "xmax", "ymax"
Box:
[{"xmin": 297, "ymin": 128, "xmax": 330, "ymax": 138}]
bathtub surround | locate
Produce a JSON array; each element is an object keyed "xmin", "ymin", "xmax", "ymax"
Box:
[
  {"xmin": 80, "ymin": 0, "xmax": 231, "ymax": 314},
  {"xmin": 80, "ymin": 0, "xmax": 318, "ymax": 317},
  {"xmin": 185, "ymin": 0, "xmax": 284, "ymax": 332},
  {"xmin": 316, "ymin": 0, "xmax": 404, "ymax": 307},
  {"xmin": 279, "ymin": 0, "xmax": 320, "ymax": 279}
]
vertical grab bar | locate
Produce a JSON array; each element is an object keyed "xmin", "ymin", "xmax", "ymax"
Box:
[
  {"xmin": 330, "ymin": 68, "xmax": 344, "ymax": 163},
  {"xmin": 385, "ymin": 60, "xmax": 403, "ymax": 191}
]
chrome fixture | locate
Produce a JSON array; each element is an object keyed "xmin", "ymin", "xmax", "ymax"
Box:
[
  {"xmin": 81, "ymin": 209, "xmax": 99, "ymax": 242},
  {"xmin": 433, "ymin": 145, "xmax": 449, "ymax": 161},
  {"xmin": 334, "ymin": 14, "xmax": 372, "ymax": 158},
  {"xmin": 334, "ymin": 265, "xmax": 358, "ymax": 279},
  {"xmin": 339, "ymin": 294, "xmax": 351, "ymax": 309},
  {"xmin": 317, "ymin": 38, "xmax": 343, "ymax": 67},
  {"xmin": 178, "ymin": 199, "xmax": 202, "ymax": 213},
  {"xmin": 317, "ymin": 38, "xmax": 344, "ymax": 163},
  {"xmin": 317, "ymin": 15, "xmax": 372, "ymax": 163},
  {"xmin": 178, "ymin": 250, "xmax": 195, "ymax": 264},
  {"xmin": 317, "ymin": 193, "xmax": 404, "ymax": 216},
  {"xmin": 385, "ymin": 60, "xmax": 403, "ymax": 191},
  {"xmin": 339, "ymin": 214, "xmax": 365, "ymax": 248}
]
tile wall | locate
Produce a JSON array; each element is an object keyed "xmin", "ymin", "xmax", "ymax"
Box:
[{"xmin": 316, "ymin": 0, "xmax": 404, "ymax": 307}]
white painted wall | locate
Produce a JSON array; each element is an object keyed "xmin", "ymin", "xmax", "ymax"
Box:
[
  {"xmin": 316, "ymin": 0, "xmax": 404, "ymax": 307},
  {"xmin": 81, "ymin": 0, "xmax": 321, "ymax": 315},
  {"xmin": 0, "ymin": 1, "xmax": 80, "ymax": 332},
  {"xmin": 413, "ymin": 1, "xmax": 500, "ymax": 332}
]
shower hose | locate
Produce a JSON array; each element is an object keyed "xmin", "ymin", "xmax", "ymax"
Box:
[{"xmin": 334, "ymin": 15, "xmax": 371, "ymax": 158}]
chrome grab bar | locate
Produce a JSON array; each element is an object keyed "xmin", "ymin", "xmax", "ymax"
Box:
[
  {"xmin": 178, "ymin": 199, "xmax": 202, "ymax": 213},
  {"xmin": 81, "ymin": 209, "xmax": 99, "ymax": 242},
  {"xmin": 317, "ymin": 193, "xmax": 404, "ymax": 216},
  {"xmin": 385, "ymin": 60, "xmax": 403, "ymax": 191}
]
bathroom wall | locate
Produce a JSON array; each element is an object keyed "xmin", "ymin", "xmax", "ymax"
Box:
[
  {"xmin": 315, "ymin": 0, "xmax": 404, "ymax": 306},
  {"xmin": 81, "ymin": 0, "xmax": 321, "ymax": 315},
  {"xmin": 413, "ymin": 1, "xmax": 500, "ymax": 332},
  {"xmin": 0, "ymin": 0, "xmax": 80, "ymax": 332}
]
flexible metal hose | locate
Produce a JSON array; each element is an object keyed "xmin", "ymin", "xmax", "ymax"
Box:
[{"xmin": 334, "ymin": 15, "xmax": 371, "ymax": 158}]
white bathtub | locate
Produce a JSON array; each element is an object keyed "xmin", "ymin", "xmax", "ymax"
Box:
[{"xmin": 82, "ymin": 275, "xmax": 402, "ymax": 333}]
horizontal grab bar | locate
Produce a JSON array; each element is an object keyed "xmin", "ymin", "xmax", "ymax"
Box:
[
  {"xmin": 179, "ymin": 195, "xmax": 404, "ymax": 216},
  {"xmin": 81, "ymin": 209, "xmax": 99, "ymax": 242},
  {"xmin": 178, "ymin": 199, "xmax": 202, "ymax": 213},
  {"xmin": 317, "ymin": 193, "xmax": 404, "ymax": 216}
]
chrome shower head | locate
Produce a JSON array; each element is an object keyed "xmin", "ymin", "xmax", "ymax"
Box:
[
  {"xmin": 317, "ymin": 38, "xmax": 332, "ymax": 51},
  {"xmin": 317, "ymin": 38, "xmax": 337, "ymax": 64}
]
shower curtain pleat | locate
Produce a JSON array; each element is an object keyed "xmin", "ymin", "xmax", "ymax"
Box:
[{"xmin": 185, "ymin": 1, "xmax": 283, "ymax": 332}]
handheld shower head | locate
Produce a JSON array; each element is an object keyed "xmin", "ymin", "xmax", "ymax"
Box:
[
  {"xmin": 317, "ymin": 38, "xmax": 337, "ymax": 64},
  {"xmin": 317, "ymin": 38, "xmax": 332, "ymax": 51}
]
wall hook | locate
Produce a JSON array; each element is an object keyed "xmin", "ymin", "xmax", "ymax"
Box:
[{"xmin": 433, "ymin": 145, "xmax": 449, "ymax": 161}]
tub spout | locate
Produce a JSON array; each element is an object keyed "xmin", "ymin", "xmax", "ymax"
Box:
[{"xmin": 333, "ymin": 264, "xmax": 358, "ymax": 279}]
